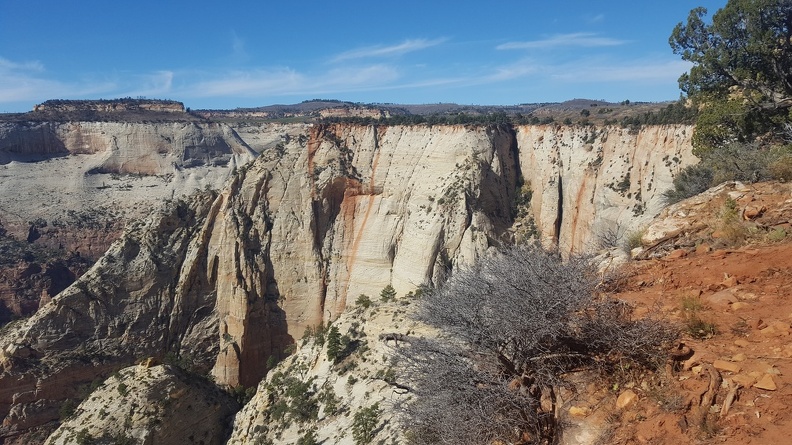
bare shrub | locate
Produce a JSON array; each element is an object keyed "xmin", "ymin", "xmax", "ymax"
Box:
[{"xmin": 397, "ymin": 246, "xmax": 677, "ymax": 445}]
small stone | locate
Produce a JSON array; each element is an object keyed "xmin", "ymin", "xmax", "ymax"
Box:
[
  {"xmin": 616, "ymin": 389, "xmax": 638, "ymax": 410},
  {"xmin": 734, "ymin": 339, "xmax": 751, "ymax": 347},
  {"xmin": 765, "ymin": 366, "xmax": 781, "ymax": 375},
  {"xmin": 686, "ymin": 289, "xmax": 703, "ymax": 298},
  {"xmin": 568, "ymin": 406, "xmax": 590, "ymax": 417},
  {"xmin": 753, "ymin": 374, "xmax": 777, "ymax": 391},
  {"xmin": 770, "ymin": 321, "xmax": 791, "ymax": 336},
  {"xmin": 732, "ymin": 374, "xmax": 756, "ymax": 387},
  {"xmin": 731, "ymin": 302, "xmax": 749, "ymax": 311},
  {"xmin": 743, "ymin": 205, "xmax": 766, "ymax": 220},
  {"xmin": 760, "ymin": 323, "xmax": 788, "ymax": 337},
  {"xmin": 696, "ymin": 243, "xmax": 712, "ymax": 254},
  {"xmin": 713, "ymin": 359, "xmax": 741, "ymax": 373},
  {"xmin": 707, "ymin": 289, "xmax": 738, "ymax": 308},
  {"xmin": 666, "ymin": 249, "xmax": 688, "ymax": 259},
  {"xmin": 691, "ymin": 365, "xmax": 703, "ymax": 374},
  {"xmin": 711, "ymin": 249, "xmax": 730, "ymax": 258},
  {"xmin": 722, "ymin": 275, "xmax": 739, "ymax": 288},
  {"xmin": 683, "ymin": 352, "xmax": 701, "ymax": 371},
  {"xmin": 731, "ymin": 353, "xmax": 747, "ymax": 362}
]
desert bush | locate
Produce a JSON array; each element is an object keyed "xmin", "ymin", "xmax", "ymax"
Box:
[
  {"xmin": 768, "ymin": 152, "xmax": 792, "ymax": 181},
  {"xmin": 663, "ymin": 164, "xmax": 714, "ymax": 204},
  {"xmin": 351, "ymin": 403, "xmax": 380, "ymax": 445},
  {"xmin": 355, "ymin": 294, "xmax": 372, "ymax": 309},
  {"xmin": 623, "ymin": 229, "xmax": 645, "ymax": 253},
  {"xmin": 716, "ymin": 198, "xmax": 752, "ymax": 246},
  {"xmin": 398, "ymin": 246, "xmax": 677, "ymax": 445},
  {"xmin": 664, "ymin": 143, "xmax": 792, "ymax": 203},
  {"xmin": 681, "ymin": 295, "xmax": 717, "ymax": 340}
]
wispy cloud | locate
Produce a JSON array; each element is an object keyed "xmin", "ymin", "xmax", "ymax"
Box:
[
  {"xmin": 331, "ymin": 38, "xmax": 446, "ymax": 62},
  {"xmin": 0, "ymin": 56, "xmax": 115, "ymax": 104},
  {"xmin": 586, "ymin": 14, "xmax": 605, "ymax": 24},
  {"xmin": 551, "ymin": 59, "xmax": 691, "ymax": 83},
  {"xmin": 486, "ymin": 60, "xmax": 538, "ymax": 82},
  {"xmin": 230, "ymin": 31, "xmax": 250, "ymax": 64},
  {"xmin": 121, "ymin": 70, "xmax": 174, "ymax": 98},
  {"xmin": 0, "ymin": 57, "xmax": 45, "ymax": 73},
  {"xmin": 497, "ymin": 33, "xmax": 626, "ymax": 50},
  {"xmin": 183, "ymin": 64, "xmax": 401, "ymax": 98}
]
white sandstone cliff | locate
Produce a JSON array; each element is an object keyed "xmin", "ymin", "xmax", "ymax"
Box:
[{"xmin": 0, "ymin": 122, "xmax": 694, "ymax": 442}]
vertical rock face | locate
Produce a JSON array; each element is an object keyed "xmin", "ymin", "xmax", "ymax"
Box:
[
  {"xmin": 0, "ymin": 192, "xmax": 221, "ymax": 441},
  {"xmin": 0, "ymin": 121, "xmax": 256, "ymax": 171},
  {"xmin": 0, "ymin": 122, "xmax": 694, "ymax": 441},
  {"xmin": 206, "ymin": 124, "xmax": 693, "ymax": 387},
  {"xmin": 515, "ymin": 125, "xmax": 694, "ymax": 251},
  {"xmin": 0, "ymin": 121, "xmax": 258, "ymax": 324},
  {"xmin": 208, "ymin": 124, "xmax": 519, "ymax": 386}
]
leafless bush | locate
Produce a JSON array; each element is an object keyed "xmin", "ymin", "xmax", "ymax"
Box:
[
  {"xmin": 595, "ymin": 222, "xmax": 625, "ymax": 250},
  {"xmin": 397, "ymin": 246, "xmax": 677, "ymax": 445}
]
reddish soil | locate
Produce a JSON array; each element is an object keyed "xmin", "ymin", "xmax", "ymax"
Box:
[{"xmin": 607, "ymin": 240, "xmax": 792, "ymax": 444}]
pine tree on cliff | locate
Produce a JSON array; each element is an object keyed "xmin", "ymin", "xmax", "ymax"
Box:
[{"xmin": 326, "ymin": 325, "xmax": 341, "ymax": 363}]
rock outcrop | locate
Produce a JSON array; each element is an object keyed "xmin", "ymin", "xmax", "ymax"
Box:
[
  {"xmin": 0, "ymin": 192, "xmax": 221, "ymax": 441},
  {"xmin": 45, "ymin": 364, "xmax": 238, "ymax": 445},
  {"xmin": 0, "ymin": 122, "xmax": 694, "ymax": 441},
  {"xmin": 0, "ymin": 120, "xmax": 259, "ymax": 325},
  {"xmin": 515, "ymin": 124, "xmax": 694, "ymax": 251}
]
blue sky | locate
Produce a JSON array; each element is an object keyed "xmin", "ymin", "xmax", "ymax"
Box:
[{"xmin": 0, "ymin": 0, "xmax": 726, "ymax": 112}]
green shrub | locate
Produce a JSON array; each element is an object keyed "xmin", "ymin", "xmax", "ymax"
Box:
[
  {"xmin": 351, "ymin": 403, "xmax": 380, "ymax": 445},
  {"xmin": 665, "ymin": 143, "xmax": 792, "ymax": 203},
  {"xmin": 355, "ymin": 294, "xmax": 372, "ymax": 309},
  {"xmin": 380, "ymin": 285, "xmax": 397, "ymax": 302},
  {"xmin": 768, "ymin": 153, "xmax": 792, "ymax": 181},
  {"xmin": 297, "ymin": 428, "xmax": 318, "ymax": 445},
  {"xmin": 663, "ymin": 164, "xmax": 714, "ymax": 204}
]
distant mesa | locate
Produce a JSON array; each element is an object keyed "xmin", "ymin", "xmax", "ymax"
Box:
[{"xmin": 33, "ymin": 98, "xmax": 185, "ymax": 114}]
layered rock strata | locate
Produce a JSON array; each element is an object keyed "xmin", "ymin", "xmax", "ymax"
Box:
[{"xmin": 0, "ymin": 122, "xmax": 694, "ymax": 441}]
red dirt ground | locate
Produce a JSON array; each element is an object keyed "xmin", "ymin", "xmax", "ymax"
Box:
[{"xmin": 606, "ymin": 241, "xmax": 792, "ymax": 444}]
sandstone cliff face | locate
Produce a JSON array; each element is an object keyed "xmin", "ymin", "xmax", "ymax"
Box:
[
  {"xmin": 0, "ymin": 120, "xmax": 257, "ymax": 245},
  {"xmin": 515, "ymin": 125, "xmax": 695, "ymax": 251},
  {"xmin": 201, "ymin": 123, "xmax": 692, "ymax": 388},
  {"xmin": 0, "ymin": 121, "xmax": 255, "ymax": 173},
  {"xmin": 208, "ymin": 124, "xmax": 519, "ymax": 387},
  {"xmin": 0, "ymin": 120, "xmax": 258, "ymax": 325},
  {"xmin": 0, "ymin": 122, "xmax": 694, "ymax": 441},
  {"xmin": 0, "ymin": 192, "xmax": 221, "ymax": 441}
]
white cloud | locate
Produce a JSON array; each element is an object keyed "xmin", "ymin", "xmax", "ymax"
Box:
[
  {"xmin": 586, "ymin": 14, "xmax": 605, "ymax": 24},
  {"xmin": 487, "ymin": 60, "xmax": 538, "ymax": 82},
  {"xmin": 331, "ymin": 38, "xmax": 446, "ymax": 62},
  {"xmin": 0, "ymin": 57, "xmax": 44, "ymax": 73},
  {"xmin": 121, "ymin": 70, "xmax": 174, "ymax": 98},
  {"xmin": 0, "ymin": 56, "xmax": 116, "ymax": 104},
  {"xmin": 551, "ymin": 59, "xmax": 692, "ymax": 83},
  {"xmin": 497, "ymin": 33, "xmax": 626, "ymax": 50},
  {"xmin": 183, "ymin": 64, "xmax": 401, "ymax": 98}
]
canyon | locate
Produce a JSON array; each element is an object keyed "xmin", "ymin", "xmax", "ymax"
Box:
[{"xmin": 0, "ymin": 111, "xmax": 694, "ymax": 443}]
